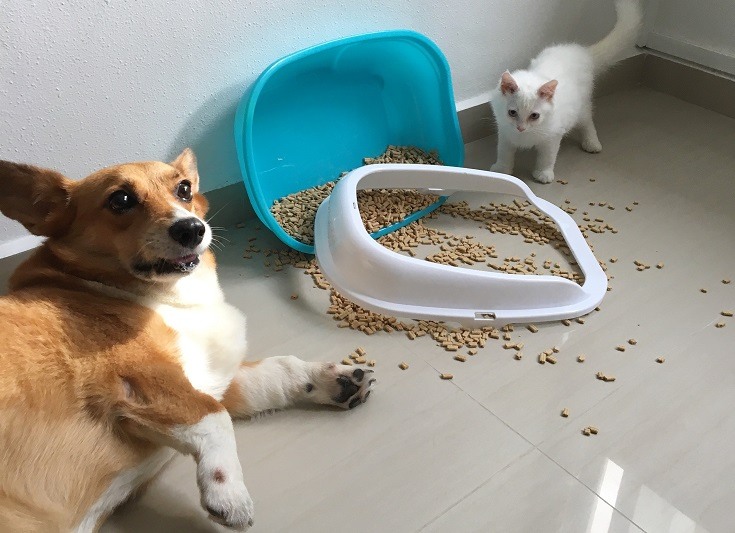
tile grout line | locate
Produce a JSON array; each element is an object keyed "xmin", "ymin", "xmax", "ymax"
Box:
[
  {"xmin": 535, "ymin": 447, "xmax": 648, "ymax": 532},
  {"xmin": 416, "ymin": 447, "xmax": 538, "ymax": 532}
]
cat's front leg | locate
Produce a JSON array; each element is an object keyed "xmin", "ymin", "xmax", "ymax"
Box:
[
  {"xmin": 490, "ymin": 135, "xmax": 516, "ymax": 175},
  {"xmin": 532, "ymin": 136, "xmax": 562, "ymax": 184}
]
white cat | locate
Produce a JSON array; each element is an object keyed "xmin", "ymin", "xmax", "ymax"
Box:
[{"xmin": 489, "ymin": 0, "xmax": 642, "ymax": 183}]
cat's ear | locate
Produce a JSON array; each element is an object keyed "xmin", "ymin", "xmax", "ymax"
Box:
[
  {"xmin": 537, "ymin": 80, "xmax": 558, "ymax": 101},
  {"xmin": 500, "ymin": 71, "xmax": 518, "ymax": 95}
]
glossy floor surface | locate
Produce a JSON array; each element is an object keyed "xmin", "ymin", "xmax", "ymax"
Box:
[{"xmin": 2, "ymin": 88, "xmax": 733, "ymax": 532}]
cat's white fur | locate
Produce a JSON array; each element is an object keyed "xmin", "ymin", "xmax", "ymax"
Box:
[{"xmin": 490, "ymin": 0, "xmax": 642, "ymax": 183}]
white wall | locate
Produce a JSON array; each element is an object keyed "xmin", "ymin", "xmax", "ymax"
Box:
[
  {"xmin": 0, "ymin": 0, "xmax": 621, "ymax": 253},
  {"xmin": 642, "ymin": 0, "xmax": 735, "ymax": 75}
]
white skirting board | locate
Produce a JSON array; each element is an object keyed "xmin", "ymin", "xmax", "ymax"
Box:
[{"xmin": 0, "ymin": 234, "xmax": 45, "ymax": 260}]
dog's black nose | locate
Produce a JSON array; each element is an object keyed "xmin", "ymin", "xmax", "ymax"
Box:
[{"xmin": 169, "ymin": 218, "xmax": 205, "ymax": 249}]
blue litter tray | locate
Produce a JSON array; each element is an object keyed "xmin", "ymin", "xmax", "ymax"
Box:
[{"xmin": 235, "ymin": 30, "xmax": 464, "ymax": 254}]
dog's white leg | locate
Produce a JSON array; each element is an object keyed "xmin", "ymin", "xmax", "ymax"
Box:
[
  {"xmin": 171, "ymin": 411, "xmax": 253, "ymax": 531},
  {"xmin": 96, "ymin": 366, "xmax": 255, "ymax": 531},
  {"xmin": 222, "ymin": 356, "xmax": 375, "ymax": 418}
]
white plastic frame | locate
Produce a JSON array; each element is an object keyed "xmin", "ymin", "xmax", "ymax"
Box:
[{"xmin": 314, "ymin": 164, "xmax": 607, "ymax": 327}]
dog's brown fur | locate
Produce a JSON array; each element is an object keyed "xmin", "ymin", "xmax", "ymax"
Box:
[
  {"xmin": 0, "ymin": 152, "xmax": 228, "ymax": 531},
  {"xmin": 0, "ymin": 151, "xmax": 373, "ymax": 532}
]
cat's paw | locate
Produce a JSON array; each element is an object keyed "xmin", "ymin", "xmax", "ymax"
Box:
[
  {"xmin": 581, "ymin": 138, "xmax": 602, "ymax": 153},
  {"xmin": 532, "ymin": 169, "xmax": 555, "ymax": 184},
  {"xmin": 490, "ymin": 163, "xmax": 513, "ymax": 175}
]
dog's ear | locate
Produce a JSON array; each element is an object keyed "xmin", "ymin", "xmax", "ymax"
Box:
[
  {"xmin": 0, "ymin": 161, "xmax": 74, "ymax": 237},
  {"xmin": 170, "ymin": 148, "xmax": 200, "ymax": 191}
]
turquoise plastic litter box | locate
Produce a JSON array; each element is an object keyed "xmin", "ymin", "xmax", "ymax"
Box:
[{"xmin": 234, "ymin": 30, "xmax": 464, "ymax": 254}]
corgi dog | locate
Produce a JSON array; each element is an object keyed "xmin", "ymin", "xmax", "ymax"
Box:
[{"xmin": 0, "ymin": 149, "xmax": 374, "ymax": 532}]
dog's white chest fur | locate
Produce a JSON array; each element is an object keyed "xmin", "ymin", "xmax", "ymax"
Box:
[{"xmin": 152, "ymin": 267, "xmax": 247, "ymax": 400}]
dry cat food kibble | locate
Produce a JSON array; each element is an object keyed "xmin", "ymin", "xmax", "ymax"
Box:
[
  {"xmin": 270, "ymin": 145, "xmax": 442, "ymax": 244},
  {"xmin": 561, "ymin": 408, "xmax": 569, "ymax": 418},
  {"xmin": 398, "ymin": 362, "xmax": 409, "ymax": 370},
  {"xmin": 723, "ymin": 279, "xmax": 731, "ymax": 284},
  {"xmin": 341, "ymin": 358, "xmax": 353, "ymax": 365},
  {"xmin": 290, "ymin": 293, "xmax": 298, "ymax": 300},
  {"xmin": 527, "ymin": 324, "xmax": 539, "ymax": 333},
  {"xmin": 616, "ymin": 345, "xmax": 626, "ymax": 352},
  {"xmin": 514, "ymin": 352, "xmax": 523, "ymax": 360},
  {"xmin": 454, "ymin": 355, "xmax": 467, "ymax": 362},
  {"xmin": 656, "ymin": 357, "xmax": 665, "ymax": 364},
  {"xmin": 715, "ymin": 322, "xmax": 726, "ymax": 328},
  {"xmin": 577, "ymin": 354, "xmax": 586, "ymax": 363},
  {"xmin": 440, "ymin": 373, "xmax": 454, "ymax": 380},
  {"xmin": 721, "ymin": 311, "xmax": 734, "ymax": 317},
  {"xmin": 596, "ymin": 372, "xmax": 616, "ymax": 382},
  {"xmin": 628, "ymin": 339, "xmax": 637, "ymax": 345}
]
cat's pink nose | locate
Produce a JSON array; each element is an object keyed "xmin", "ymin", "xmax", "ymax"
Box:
[{"xmin": 517, "ymin": 125, "xmax": 526, "ymax": 132}]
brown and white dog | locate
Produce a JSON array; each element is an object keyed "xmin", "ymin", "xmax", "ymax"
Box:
[{"xmin": 0, "ymin": 149, "xmax": 374, "ymax": 532}]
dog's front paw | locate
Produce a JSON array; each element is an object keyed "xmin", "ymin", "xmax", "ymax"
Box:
[
  {"xmin": 199, "ymin": 471, "xmax": 254, "ymax": 531},
  {"xmin": 532, "ymin": 169, "xmax": 555, "ymax": 184},
  {"xmin": 307, "ymin": 363, "xmax": 375, "ymax": 409}
]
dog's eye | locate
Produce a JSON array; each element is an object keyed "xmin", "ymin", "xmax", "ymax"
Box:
[
  {"xmin": 529, "ymin": 112, "xmax": 540, "ymax": 120},
  {"xmin": 508, "ymin": 109, "xmax": 518, "ymax": 117},
  {"xmin": 176, "ymin": 180, "xmax": 192, "ymax": 202},
  {"xmin": 107, "ymin": 190, "xmax": 138, "ymax": 213}
]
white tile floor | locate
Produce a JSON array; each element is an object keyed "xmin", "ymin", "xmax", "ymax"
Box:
[{"xmin": 3, "ymin": 87, "xmax": 734, "ymax": 532}]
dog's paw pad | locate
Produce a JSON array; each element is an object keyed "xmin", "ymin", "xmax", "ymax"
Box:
[{"xmin": 309, "ymin": 364, "xmax": 375, "ymax": 408}]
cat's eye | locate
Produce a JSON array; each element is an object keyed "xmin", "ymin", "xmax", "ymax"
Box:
[
  {"xmin": 175, "ymin": 180, "xmax": 193, "ymax": 202},
  {"xmin": 529, "ymin": 112, "xmax": 540, "ymax": 120},
  {"xmin": 508, "ymin": 110, "xmax": 518, "ymax": 117},
  {"xmin": 107, "ymin": 190, "xmax": 138, "ymax": 213}
]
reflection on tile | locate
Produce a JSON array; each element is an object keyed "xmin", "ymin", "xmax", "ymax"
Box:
[
  {"xmin": 540, "ymin": 329, "xmax": 731, "ymax": 533},
  {"xmin": 422, "ymin": 450, "xmax": 642, "ymax": 533}
]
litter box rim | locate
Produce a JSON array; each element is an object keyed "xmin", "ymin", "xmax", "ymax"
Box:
[{"xmin": 314, "ymin": 164, "xmax": 608, "ymax": 327}]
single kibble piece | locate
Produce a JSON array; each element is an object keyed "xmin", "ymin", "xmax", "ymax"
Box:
[
  {"xmin": 454, "ymin": 355, "xmax": 467, "ymax": 362},
  {"xmin": 721, "ymin": 311, "xmax": 734, "ymax": 317},
  {"xmin": 577, "ymin": 354, "xmax": 586, "ymax": 362},
  {"xmin": 582, "ymin": 428, "xmax": 592, "ymax": 436},
  {"xmin": 552, "ymin": 346, "xmax": 560, "ymax": 353},
  {"xmin": 341, "ymin": 358, "xmax": 353, "ymax": 366},
  {"xmin": 588, "ymin": 426, "xmax": 599, "ymax": 435},
  {"xmin": 576, "ymin": 318, "xmax": 585, "ymax": 324},
  {"xmin": 349, "ymin": 352, "xmax": 359, "ymax": 360},
  {"xmin": 700, "ymin": 288, "xmax": 708, "ymax": 293},
  {"xmin": 723, "ymin": 279, "xmax": 732, "ymax": 284},
  {"xmin": 616, "ymin": 345, "xmax": 626, "ymax": 352},
  {"xmin": 656, "ymin": 357, "xmax": 665, "ymax": 364},
  {"xmin": 539, "ymin": 353, "xmax": 547, "ymax": 364},
  {"xmin": 562, "ymin": 319, "xmax": 571, "ymax": 326},
  {"xmin": 604, "ymin": 375, "xmax": 616, "ymax": 382},
  {"xmin": 354, "ymin": 356, "xmax": 366, "ymax": 364},
  {"xmin": 398, "ymin": 362, "xmax": 409, "ymax": 370},
  {"xmin": 715, "ymin": 322, "xmax": 726, "ymax": 328},
  {"xmin": 546, "ymin": 355, "xmax": 557, "ymax": 364},
  {"xmin": 440, "ymin": 373, "xmax": 453, "ymax": 380},
  {"xmin": 356, "ymin": 347, "xmax": 366, "ymax": 356},
  {"xmin": 514, "ymin": 352, "xmax": 523, "ymax": 360},
  {"xmin": 527, "ymin": 324, "xmax": 539, "ymax": 333},
  {"xmin": 468, "ymin": 348, "xmax": 478, "ymax": 356},
  {"xmin": 290, "ymin": 293, "xmax": 298, "ymax": 300},
  {"xmin": 610, "ymin": 257, "xmax": 618, "ymax": 263},
  {"xmin": 628, "ymin": 339, "xmax": 637, "ymax": 345},
  {"xmin": 367, "ymin": 360, "xmax": 376, "ymax": 367},
  {"xmin": 561, "ymin": 408, "xmax": 569, "ymax": 418},
  {"xmin": 656, "ymin": 263, "xmax": 664, "ymax": 269}
]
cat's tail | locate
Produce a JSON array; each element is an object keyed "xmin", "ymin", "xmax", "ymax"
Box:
[{"xmin": 589, "ymin": 0, "xmax": 643, "ymax": 72}]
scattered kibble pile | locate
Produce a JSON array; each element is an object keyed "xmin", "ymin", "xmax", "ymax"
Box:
[{"xmin": 270, "ymin": 145, "xmax": 443, "ymax": 244}]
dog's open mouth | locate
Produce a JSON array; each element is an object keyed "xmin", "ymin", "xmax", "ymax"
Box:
[{"xmin": 134, "ymin": 254, "xmax": 200, "ymax": 276}]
